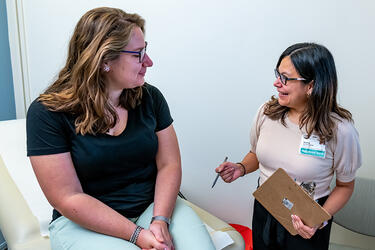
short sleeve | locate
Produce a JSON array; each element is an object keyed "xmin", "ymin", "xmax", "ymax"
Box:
[
  {"xmin": 145, "ymin": 84, "xmax": 173, "ymax": 131},
  {"xmin": 333, "ymin": 120, "xmax": 362, "ymax": 182},
  {"xmin": 26, "ymin": 100, "xmax": 70, "ymax": 156},
  {"xmin": 250, "ymin": 104, "xmax": 266, "ymax": 153}
]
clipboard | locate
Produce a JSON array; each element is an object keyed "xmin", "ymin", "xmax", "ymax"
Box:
[{"xmin": 253, "ymin": 168, "xmax": 331, "ymax": 235}]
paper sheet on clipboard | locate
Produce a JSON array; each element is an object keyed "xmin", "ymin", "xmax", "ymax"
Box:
[{"xmin": 253, "ymin": 168, "xmax": 331, "ymax": 235}]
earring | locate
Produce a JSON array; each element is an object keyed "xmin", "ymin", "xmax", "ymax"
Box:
[{"xmin": 104, "ymin": 65, "xmax": 110, "ymax": 72}]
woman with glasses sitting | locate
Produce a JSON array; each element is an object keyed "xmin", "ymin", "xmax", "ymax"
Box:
[
  {"xmin": 26, "ymin": 7, "xmax": 215, "ymax": 250},
  {"xmin": 216, "ymin": 42, "xmax": 361, "ymax": 250}
]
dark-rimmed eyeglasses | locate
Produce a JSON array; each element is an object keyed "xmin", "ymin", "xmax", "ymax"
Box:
[
  {"xmin": 274, "ymin": 68, "xmax": 306, "ymax": 85},
  {"xmin": 121, "ymin": 41, "xmax": 148, "ymax": 63}
]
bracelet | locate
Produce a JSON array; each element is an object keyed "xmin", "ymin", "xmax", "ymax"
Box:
[
  {"xmin": 129, "ymin": 225, "xmax": 143, "ymax": 244},
  {"xmin": 236, "ymin": 162, "xmax": 246, "ymax": 177},
  {"xmin": 151, "ymin": 215, "xmax": 171, "ymax": 226}
]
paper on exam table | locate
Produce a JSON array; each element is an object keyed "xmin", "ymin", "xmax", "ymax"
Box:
[{"xmin": 205, "ymin": 224, "xmax": 234, "ymax": 250}]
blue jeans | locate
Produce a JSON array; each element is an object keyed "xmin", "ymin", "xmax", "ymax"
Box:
[{"xmin": 49, "ymin": 198, "xmax": 215, "ymax": 250}]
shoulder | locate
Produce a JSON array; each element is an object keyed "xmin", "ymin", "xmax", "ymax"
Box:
[
  {"xmin": 254, "ymin": 103, "xmax": 268, "ymax": 123},
  {"xmin": 142, "ymin": 83, "xmax": 169, "ymax": 108},
  {"xmin": 329, "ymin": 114, "xmax": 360, "ymax": 154},
  {"xmin": 28, "ymin": 98, "xmax": 48, "ymax": 114},
  {"xmin": 251, "ymin": 103, "xmax": 269, "ymax": 133},
  {"xmin": 27, "ymin": 99, "xmax": 54, "ymax": 121},
  {"xmin": 259, "ymin": 103, "xmax": 267, "ymax": 115},
  {"xmin": 27, "ymin": 98, "xmax": 64, "ymax": 120},
  {"xmin": 332, "ymin": 114, "xmax": 358, "ymax": 137},
  {"xmin": 26, "ymin": 99, "xmax": 72, "ymax": 156},
  {"xmin": 143, "ymin": 82, "xmax": 164, "ymax": 99},
  {"xmin": 27, "ymin": 98, "xmax": 70, "ymax": 130}
]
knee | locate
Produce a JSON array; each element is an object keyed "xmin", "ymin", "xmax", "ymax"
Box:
[{"xmin": 171, "ymin": 199, "xmax": 203, "ymax": 227}]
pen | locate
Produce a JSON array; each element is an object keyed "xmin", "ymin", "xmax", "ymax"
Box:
[{"xmin": 211, "ymin": 156, "xmax": 228, "ymax": 188}]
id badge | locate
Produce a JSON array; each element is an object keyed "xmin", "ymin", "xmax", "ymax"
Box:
[{"xmin": 299, "ymin": 135, "xmax": 326, "ymax": 158}]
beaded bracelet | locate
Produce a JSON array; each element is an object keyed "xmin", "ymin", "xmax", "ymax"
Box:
[
  {"xmin": 236, "ymin": 162, "xmax": 246, "ymax": 177},
  {"xmin": 129, "ymin": 225, "xmax": 143, "ymax": 244}
]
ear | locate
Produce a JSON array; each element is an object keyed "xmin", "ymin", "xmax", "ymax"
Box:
[
  {"xmin": 306, "ymin": 80, "xmax": 314, "ymax": 95},
  {"xmin": 102, "ymin": 63, "xmax": 110, "ymax": 72}
]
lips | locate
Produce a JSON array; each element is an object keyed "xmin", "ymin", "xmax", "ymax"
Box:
[{"xmin": 278, "ymin": 91, "xmax": 288, "ymax": 96}]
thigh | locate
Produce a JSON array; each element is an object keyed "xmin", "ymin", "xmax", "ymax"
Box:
[
  {"xmin": 137, "ymin": 198, "xmax": 216, "ymax": 250},
  {"xmin": 284, "ymin": 195, "xmax": 332, "ymax": 250},
  {"xmin": 252, "ymin": 199, "xmax": 279, "ymax": 250},
  {"xmin": 49, "ymin": 216, "xmax": 140, "ymax": 250},
  {"xmin": 284, "ymin": 219, "xmax": 332, "ymax": 250}
]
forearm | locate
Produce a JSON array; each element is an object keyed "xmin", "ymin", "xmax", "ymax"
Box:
[
  {"xmin": 55, "ymin": 193, "xmax": 136, "ymax": 240},
  {"xmin": 322, "ymin": 180, "xmax": 354, "ymax": 216},
  {"xmin": 153, "ymin": 164, "xmax": 181, "ymax": 218},
  {"xmin": 239, "ymin": 151, "xmax": 259, "ymax": 176}
]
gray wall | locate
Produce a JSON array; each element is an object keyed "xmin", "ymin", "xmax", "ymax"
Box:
[{"xmin": 0, "ymin": 0, "xmax": 16, "ymax": 121}]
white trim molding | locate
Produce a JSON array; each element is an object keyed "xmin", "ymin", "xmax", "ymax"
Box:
[{"xmin": 6, "ymin": 0, "xmax": 30, "ymax": 119}]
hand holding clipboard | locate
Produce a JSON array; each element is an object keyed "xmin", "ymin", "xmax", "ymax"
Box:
[{"xmin": 253, "ymin": 168, "xmax": 331, "ymax": 235}]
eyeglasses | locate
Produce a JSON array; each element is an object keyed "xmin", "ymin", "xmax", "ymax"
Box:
[
  {"xmin": 274, "ymin": 68, "xmax": 306, "ymax": 85},
  {"xmin": 121, "ymin": 41, "xmax": 148, "ymax": 63}
]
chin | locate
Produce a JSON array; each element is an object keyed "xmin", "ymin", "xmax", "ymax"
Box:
[
  {"xmin": 137, "ymin": 80, "xmax": 145, "ymax": 86},
  {"xmin": 128, "ymin": 81, "xmax": 145, "ymax": 89},
  {"xmin": 139, "ymin": 81, "xmax": 146, "ymax": 87},
  {"xmin": 136, "ymin": 77, "xmax": 145, "ymax": 86},
  {"xmin": 277, "ymin": 99, "xmax": 289, "ymax": 107}
]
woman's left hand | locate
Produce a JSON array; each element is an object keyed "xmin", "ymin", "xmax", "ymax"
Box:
[
  {"xmin": 291, "ymin": 215, "xmax": 318, "ymax": 239},
  {"xmin": 149, "ymin": 220, "xmax": 174, "ymax": 250}
]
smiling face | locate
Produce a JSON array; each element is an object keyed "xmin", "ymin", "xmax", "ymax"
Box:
[
  {"xmin": 274, "ymin": 56, "xmax": 313, "ymax": 114},
  {"xmin": 104, "ymin": 27, "xmax": 153, "ymax": 95}
]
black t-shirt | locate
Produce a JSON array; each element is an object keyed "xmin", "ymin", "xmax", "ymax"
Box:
[{"xmin": 26, "ymin": 83, "xmax": 173, "ymax": 220}]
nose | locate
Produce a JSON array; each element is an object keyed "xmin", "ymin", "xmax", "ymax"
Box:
[
  {"xmin": 274, "ymin": 77, "xmax": 282, "ymax": 88},
  {"xmin": 142, "ymin": 53, "xmax": 153, "ymax": 67}
]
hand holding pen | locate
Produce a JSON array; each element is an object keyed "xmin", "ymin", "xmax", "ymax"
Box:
[
  {"xmin": 211, "ymin": 156, "xmax": 228, "ymax": 188},
  {"xmin": 213, "ymin": 157, "xmax": 245, "ymax": 186}
]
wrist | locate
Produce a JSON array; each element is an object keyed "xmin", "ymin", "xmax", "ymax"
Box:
[
  {"xmin": 151, "ymin": 215, "xmax": 171, "ymax": 227},
  {"xmin": 236, "ymin": 162, "xmax": 246, "ymax": 176},
  {"xmin": 129, "ymin": 225, "xmax": 143, "ymax": 244}
]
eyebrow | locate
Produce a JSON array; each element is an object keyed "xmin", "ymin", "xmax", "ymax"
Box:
[
  {"xmin": 131, "ymin": 43, "xmax": 146, "ymax": 51},
  {"xmin": 132, "ymin": 46, "xmax": 145, "ymax": 51},
  {"xmin": 279, "ymin": 70, "xmax": 291, "ymax": 77}
]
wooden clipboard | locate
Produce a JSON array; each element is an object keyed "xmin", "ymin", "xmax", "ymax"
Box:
[{"xmin": 253, "ymin": 168, "xmax": 331, "ymax": 235}]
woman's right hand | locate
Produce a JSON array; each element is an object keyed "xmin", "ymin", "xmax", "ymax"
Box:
[
  {"xmin": 137, "ymin": 229, "xmax": 169, "ymax": 250},
  {"xmin": 215, "ymin": 161, "xmax": 244, "ymax": 183}
]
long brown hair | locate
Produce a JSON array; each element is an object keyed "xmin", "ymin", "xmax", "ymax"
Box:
[
  {"xmin": 38, "ymin": 7, "xmax": 145, "ymax": 135},
  {"xmin": 264, "ymin": 43, "xmax": 352, "ymax": 143}
]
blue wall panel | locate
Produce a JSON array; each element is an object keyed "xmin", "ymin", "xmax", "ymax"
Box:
[
  {"xmin": 0, "ymin": 0, "xmax": 16, "ymax": 121},
  {"xmin": 0, "ymin": 0, "xmax": 14, "ymax": 247}
]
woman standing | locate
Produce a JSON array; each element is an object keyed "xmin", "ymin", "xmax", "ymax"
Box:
[{"xmin": 216, "ymin": 43, "xmax": 361, "ymax": 250}]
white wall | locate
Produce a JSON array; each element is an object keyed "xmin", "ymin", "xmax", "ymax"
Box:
[{"xmin": 7, "ymin": 0, "xmax": 375, "ymax": 228}]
